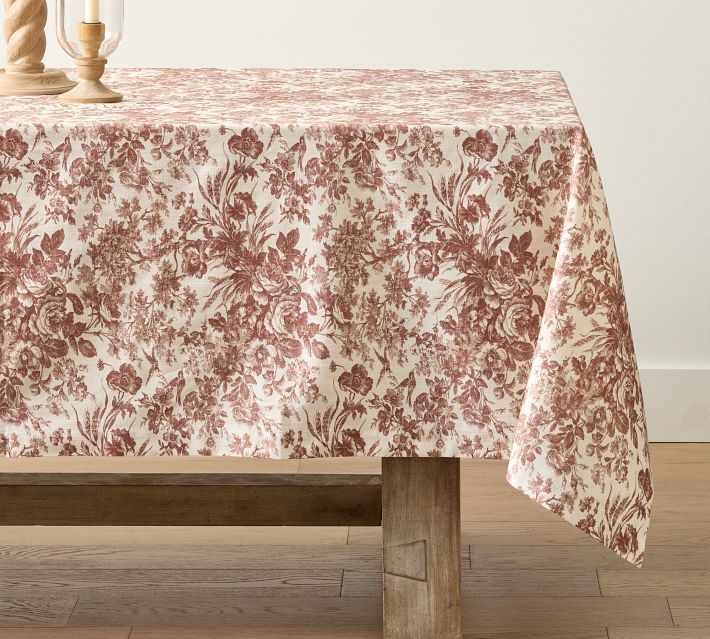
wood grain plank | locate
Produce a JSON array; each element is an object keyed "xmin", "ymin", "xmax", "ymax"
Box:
[
  {"xmin": 0, "ymin": 630, "xmax": 131, "ymax": 639},
  {"xmin": 69, "ymin": 596, "xmax": 671, "ymax": 633},
  {"xmin": 0, "ymin": 525, "xmax": 349, "ymax": 546},
  {"xmin": 0, "ymin": 595, "xmax": 77, "ymax": 627},
  {"xmin": 460, "ymin": 596, "xmax": 672, "ymax": 631},
  {"xmin": 458, "ymin": 520, "xmax": 596, "ymax": 546},
  {"xmin": 648, "ymin": 443, "xmax": 710, "ymax": 464},
  {"xmin": 0, "ymin": 458, "xmax": 300, "ymax": 473},
  {"xmin": 465, "ymin": 632, "xmax": 607, "ymax": 639},
  {"xmin": 347, "ymin": 527, "xmax": 382, "ymax": 545},
  {"xmin": 668, "ymin": 598, "xmax": 710, "ymax": 626},
  {"xmin": 0, "ymin": 544, "xmax": 384, "ymax": 570},
  {"xmin": 0, "ymin": 569, "xmax": 343, "ymax": 597},
  {"xmin": 599, "ymin": 570, "xmax": 710, "ymax": 597},
  {"xmin": 608, "ymin": 629, "xmax": 710, "ymax": 639},
  {"xmin": 471, "ymin": 545, "xmax": 710, "ymax": 570},
  {"xmin": 459, "ymin": 482, "xmax": 710, "ymax": 504},
  {"xmin": 130, "ymin": 629, "xmax": 380, "ymax": 639},
  {"xmin": 646, "ymin": 506, "xmax": 710, "ymax": 522},
  {"xmin": 645, "ymin": 521, "xmax": 710, "ymax": 546},
  {"xmin": 651, "ymin": 479, "xmax": 710, "ymax": 494},
  {"xmin": 343, "ymin": 569, "xmax": 600, "ymax": 597},
  {"xmin": 459, "ymin": 496, "xmax": 710, "ymax": 523},
  {"xmin": 130, "ymin": 629, "xmax": 608, "ymax": 639},
  {"xmin": 349, "ymin": 520, "xmax": 605, "ymax": 546},
  {"xmin": 650, "ymin": 464, "xmax": 710, "ymax": 481},
  {"xmin": 68, "ymin": 595, "xmax": 383, "ymax": 629},
  {"xmin": 461, "ymin": 492, "xmax": 710, "ymax": 523},
  {"xmin": 0, "ymin": 543, "xmax": 470, "ymax": 570},
  {"xmin": 459, "ymin": 496, "xmax": 574, "ymax": 522}
]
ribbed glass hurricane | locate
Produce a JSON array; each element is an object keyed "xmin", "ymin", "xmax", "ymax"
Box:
[{"xmin": 56, "ymin": 0, "xmax": 123, "ymax": 58}]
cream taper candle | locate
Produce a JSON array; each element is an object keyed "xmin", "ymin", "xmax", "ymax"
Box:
[{"xmin": 85, "ymin": 0, "xmax": 99, "ymax": 23}]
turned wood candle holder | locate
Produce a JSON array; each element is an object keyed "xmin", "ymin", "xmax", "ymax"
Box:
[
  {"xmin": 0, "ymin": 0, "xmax": 75, "ymax": 96},
  {"xmin": 59, "ymin": 21, "xmax": 121, "ymax": 104}
]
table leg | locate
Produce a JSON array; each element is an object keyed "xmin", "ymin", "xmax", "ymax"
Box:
[{"xmin": 382, "ymin": 457, "xmax": 462, "ymax": 639}]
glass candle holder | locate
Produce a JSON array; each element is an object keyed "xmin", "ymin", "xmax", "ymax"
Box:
[{"xmin": 56, "ymin": 0, "xmax": 124, "ymax": 104}]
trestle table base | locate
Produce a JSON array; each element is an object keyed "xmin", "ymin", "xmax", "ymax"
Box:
[{"xmin": 0, "ymin": 459, "xmax": 463, "ymax": 636}]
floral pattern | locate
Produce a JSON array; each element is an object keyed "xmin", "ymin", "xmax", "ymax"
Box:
[{"xmin": 0, "ymin": 69, "xmax": 651, "ymax": 565}]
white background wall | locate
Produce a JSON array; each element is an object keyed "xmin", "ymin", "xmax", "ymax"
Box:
[{"xmin": 2, "ymin": 0, "xmax": 709, "ymax": 440}]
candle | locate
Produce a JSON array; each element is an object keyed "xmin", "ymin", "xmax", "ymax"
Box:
[{"xmin": 85, "ymin": 0, "xmax": 100, "ymax": 23}]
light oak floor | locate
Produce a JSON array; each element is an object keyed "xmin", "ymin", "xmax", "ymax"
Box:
[{"xmin": 0, "ymin": 443, "xmax": 708, "ymax": 638}]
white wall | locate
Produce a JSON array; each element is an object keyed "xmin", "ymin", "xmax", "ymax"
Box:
[{"xmin": 3, "ymin": 0, "xmax": 709, "ymax": 440}]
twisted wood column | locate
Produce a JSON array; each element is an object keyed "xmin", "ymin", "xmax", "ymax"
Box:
[
  {"xmin": 0, "ymin": 0, "xmax": 75, "ymax": 96},
  {"xmin": 4, "ymin": 0, "xmax": 48, "ymax": 73}
]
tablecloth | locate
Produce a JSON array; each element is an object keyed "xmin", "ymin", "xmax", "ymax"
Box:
[{"xmin": 0, "ymin": 68, "xmax": 652, "ymax": 565}]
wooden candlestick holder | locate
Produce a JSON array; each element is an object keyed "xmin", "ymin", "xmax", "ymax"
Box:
[
  {"xmin": 59, "ymin": 21, "xmax": 122, "ymax": 104},
  {"xmin": 0, "ymin": 0, "xmax": 75, "ymax": 96}
]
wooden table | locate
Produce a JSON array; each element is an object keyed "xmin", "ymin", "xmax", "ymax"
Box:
[{"xmin": 0, "ymin": 457, "xmax": 461, "ymax": 638}]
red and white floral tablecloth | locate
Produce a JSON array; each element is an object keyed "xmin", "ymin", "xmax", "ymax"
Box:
[{"xmin": 0, "ymin": 68, "xmax": 652, "ymax": 564}]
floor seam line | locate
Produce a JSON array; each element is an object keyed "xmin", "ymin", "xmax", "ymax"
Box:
[
  {"xmin": 666, "ymin": 596, "xmax": 676, "ymax": 626},
  {"xmin": 66, "ymin": 592, "xmax": 81, "ymax": 627}
]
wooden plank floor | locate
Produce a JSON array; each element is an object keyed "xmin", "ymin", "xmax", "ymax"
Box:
[{"xmin": 0, "ymin": 443, "xmax": 707, "ymax": 638}]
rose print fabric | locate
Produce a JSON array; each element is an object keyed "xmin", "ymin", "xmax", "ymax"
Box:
[{"xmin": 0, "ymin": 69, "xmax": 651, "ymax": 565}]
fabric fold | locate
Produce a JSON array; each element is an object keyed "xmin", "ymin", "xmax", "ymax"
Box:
[{"xmin": 506, "ymin": 127, "xmax": 652, "ymax": 566}]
